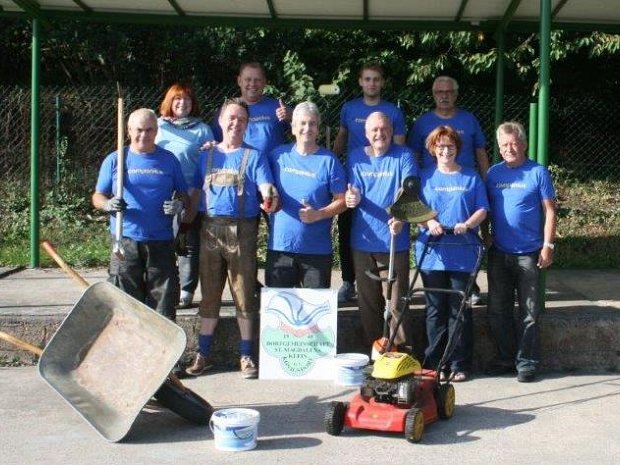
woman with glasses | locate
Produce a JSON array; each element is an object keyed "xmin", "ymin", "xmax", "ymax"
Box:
[{"xmin": 416, "ymin": 125, "xmax": 489, "ymax": 382}]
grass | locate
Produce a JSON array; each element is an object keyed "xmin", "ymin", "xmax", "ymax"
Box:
[{"xmin": 1, "ymin": 167, "xmax": 619, "ymax": 269}]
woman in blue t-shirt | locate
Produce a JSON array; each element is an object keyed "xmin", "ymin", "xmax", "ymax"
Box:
[
  {"xmin": 155, "ymin": 83, "xmax": 214, "ymax": 309},
  {"xmin": 416, "ymin": 126, "xmax": 489, "ymax": 382}
]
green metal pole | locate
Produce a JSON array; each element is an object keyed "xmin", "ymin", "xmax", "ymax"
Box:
[
  {"xmin": 55, "ymin": 95, "xmax": 61, "ymax": 186},
  {"xmin": 528, "ymin": 102, "xmax": 538, "ymax": 161},
  {"xmin": 537, "ymin": 0, "xmax": 551, "ymax": 167},
  {"xmin": 30, "ymin": 18, "xmax": 41, "ymax": 268},
  {"xmin": 493, "ymin": 29, "xmax": 505, "ymax": 164}
]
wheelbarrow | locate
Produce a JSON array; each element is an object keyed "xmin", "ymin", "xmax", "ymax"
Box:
[{"xmin": 0, "ymin": 241, "xmax": 212, "ymax": 441}]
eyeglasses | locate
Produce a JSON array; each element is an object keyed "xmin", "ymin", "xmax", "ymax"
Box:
[{"xmin": 435, "ymin": 144, "xmax": 456, "ymax": 152}]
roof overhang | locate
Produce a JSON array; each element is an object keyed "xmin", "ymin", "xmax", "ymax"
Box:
[{"xmin": 2, "ymin": 1, "xmax": 620, "ymax": 33}]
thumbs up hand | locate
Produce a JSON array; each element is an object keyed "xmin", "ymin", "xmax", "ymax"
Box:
[
  {"xmin": 299, "ymin": 198, "xmax": 322, "ymax": 224},
  {"xmin": 276, "ymin": 98, "xmax": 290, "ymax": 122},
  {"xmin": 345, "ymin": 183, "xmax": 361, "ymax": 208}
]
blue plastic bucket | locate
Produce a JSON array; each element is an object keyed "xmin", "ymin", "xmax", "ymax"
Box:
[
  {"xmin": 209, "ymin": 408, "xmax": 260, "ymax": 451},
  {"xmin": 334, "ymin": 353, "xmax": 369, "ymax": 386}
]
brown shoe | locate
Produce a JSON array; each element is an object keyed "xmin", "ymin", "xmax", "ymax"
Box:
[
  {"xmin": 240, "ymin": 355, "xmax": 258, "ymax": 379},
  {"xmin": 185, "ymin": 353, "xmax": 213, "ymax": 376}
]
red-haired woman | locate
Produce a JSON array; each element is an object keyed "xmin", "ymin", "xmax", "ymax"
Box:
[{"xmin": 156, "ymin": 83, "xmax": 214, "ymax": 309}]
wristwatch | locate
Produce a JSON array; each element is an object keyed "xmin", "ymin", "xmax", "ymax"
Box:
[{"xmin": 543, "ymin": 242, "xmax": 555, "ymax": 250}]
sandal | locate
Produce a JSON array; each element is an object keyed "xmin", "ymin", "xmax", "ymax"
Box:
[{"xmin": 452, "ymin": 371, "xmax": 468, "ymax": 382}]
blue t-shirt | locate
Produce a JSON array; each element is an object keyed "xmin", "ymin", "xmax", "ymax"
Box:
[
  {"xmin": 267, "ymin": 144, "xmax": 346, "ymax": 255},
  {"xmin": 155, "ymin": 118, "xmax": 214, "ymax": 186},
  {"xmin": 211, "ymin": 96, "xmax": 290, "ymax": 155},
  {"xmin": 347, "ymin": 145, "xmax": 418, "ymax": 253},
  {"xmin": 486, "ymin": 159, "xmax": 556, "ymax": 254},
  {"xmin": 406, "ymin": 109, "xmax": 486, "ymax": 170},
  {"xmin": 193, "ymin": 145, "xmax": 274, "ymax": 218},
  {"xmin": 415, "ymin": 167, "xmax": 489, "ymax": 272},
  {"xmin": 95, "ymin": 146, "xmax": 188, "ymax": 241},
  {"xmin": 340, "ymin": 98, "xmax": 407, "ymax": 153}
]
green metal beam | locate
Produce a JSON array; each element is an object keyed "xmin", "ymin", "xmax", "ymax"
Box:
[
  {"xmin": 71, "ymin": 0, "xmax": 92, "ymax": 13},
  {"xmin": 497, "ymin": 0, "xmax": 523, "ymax": 33},
  {"xmin": 455, "ymin": 0, "xmax": 469, "ymax": 22},
  {"xmin": 552, "ymin": 0, "xmax": 570, "ymax": 18},
  {"xmin": 166, "ymin": 0, "xmax": 186, "ymax": 16},
  {"xmin": 266, "ymin": 0, "xmax": 277, "ymax": 19},
  {"xmin": 528, "ymin": 102, "xmax": 538, "ymax": 161},
  {"xmin": 363, "ymin": 0, "xmax": 369, "ymax": 21},
  {"xmin": 30, "ymin": 17, "xmax": 41, "ymax": 268},
  {"xmin": 10, "ymin": 0, "xmax": 41, "ymax": 16},
  {"xmin": 537, "ymin": 0, "xmax": 551, "ymax": 167}
]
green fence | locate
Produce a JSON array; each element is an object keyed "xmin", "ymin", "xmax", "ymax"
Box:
[{"xmin": 0, "ymin": 85, "xmax": 617, "ymax": 193}]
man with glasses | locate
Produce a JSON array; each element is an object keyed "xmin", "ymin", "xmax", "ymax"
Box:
[
  {"xmin": 407, "ymin": 75, "xmax": 489, "ymax": 304},
  {"xmin": 333, "ymin": 62, "xmax": 407, "ymax": 304}
]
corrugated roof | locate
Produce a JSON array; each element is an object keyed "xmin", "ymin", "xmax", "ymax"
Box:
[{"xmin": 1, "ymin": 1, "xmax": 619, "ymax": 32}]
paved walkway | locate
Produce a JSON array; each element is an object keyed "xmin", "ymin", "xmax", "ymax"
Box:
[{"xmin": 1, "ymin": 367, "xmax": 619, "ymax": 465}]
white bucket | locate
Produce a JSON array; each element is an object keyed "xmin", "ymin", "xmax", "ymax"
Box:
[
  {"xmin": 209, "ymin": 408, "xmax": 260, "ymax": 451},
  {"xmin": 334, "ymin": 353, "xmax": 369, "ymax": 386}
]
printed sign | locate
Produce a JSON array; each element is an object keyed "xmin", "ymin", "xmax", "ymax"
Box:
[{"xmin": 259, "ymin": 287, "xmax": 337, "ymax": 380}]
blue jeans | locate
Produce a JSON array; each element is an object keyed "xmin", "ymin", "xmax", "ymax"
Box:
[
  {"xmin": 421, "ymin": 270, "xmax": 472, "ymax": 372},
  {"xmin": 487, "ymin": 246, "xmax": 543, "ymax": 372},
  {"xmin": 178, "ymin": 214, "xmax": 201, "ymax": 296}
]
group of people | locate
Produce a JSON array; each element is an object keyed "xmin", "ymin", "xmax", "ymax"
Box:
[{"xmin": 93, "ymin": 61, "xmax": 556, "ymax": 384}]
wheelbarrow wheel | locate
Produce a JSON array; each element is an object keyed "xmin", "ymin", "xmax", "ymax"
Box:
[
  {"xmin": 404, "ymin": 408, "xmax": 424, "ymax": 443},
  {"xmin": 324, "ymin": 401, "xmax": 347, "ymax": 436},
  {"xmin": 154, "ymin": 378, "xmax": 214, "ymax": 425},
  {"xmin": 436, "ymin": 383, "xmax": 456, "ymax": 420}
]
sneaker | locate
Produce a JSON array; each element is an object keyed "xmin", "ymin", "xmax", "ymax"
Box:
[
  {"xmin": 337, "ymin": 281, "xmax": 356, "ymax": 303},
  {"xmin": 185, "ymin": 353, "xmax": 213, "ymax": 376},
  {"xmin": 240, "ymin": 355, "xmax": 258, "ymax": 379},
  {"xmin": 517, "ymin": 370, "xmax": 537, "ymax": 383},
  {"xmin": 172, "ymin": 361, "xmax": 190, "ymax": 379},
  {"xmin": 177, "ymin": 292, "xmax": 193, "ymax": 309}
]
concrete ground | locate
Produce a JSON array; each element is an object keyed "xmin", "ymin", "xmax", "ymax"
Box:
[
  {"xmin": 1, "ymin": 367, "xmax": 619, "ymax": 465},
  {"xmin": 1, "ymin": 267, "xmax": 619, "ymax": 464}
]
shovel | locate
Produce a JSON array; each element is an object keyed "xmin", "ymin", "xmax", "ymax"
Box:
[{"xmin": 113, "ymin": 85, "xmax": 125, "ymax": 260}]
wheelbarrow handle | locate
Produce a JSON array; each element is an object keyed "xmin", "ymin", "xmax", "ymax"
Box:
[
  {"xmin": 41, "ymin": 240, "xmax": 90, "ymax": 289},
  {"xmin": 0, "ymin": 330, "xmax": 43, "ymax": 356}
]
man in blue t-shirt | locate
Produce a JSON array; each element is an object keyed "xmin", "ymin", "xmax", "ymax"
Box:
[
  {"xmin": 485, "ymin": 121, "xmax": 557, "ymax": 383},
  {"xmin": 333, "ymin": 62, "xmax": 407, "ymax": 304},
  {"xmin": 211, "ymin": 61, "xmax": 291, "ymax": 155},
  {"xmin": 345, "ymin": 112, "xmax": 417, "ymax": 350},
  {"xmin": 407, "ymin": 75, "xmax": 490, "ymax": 304},
  {"xmin": 93, "ymin": 108, "xmax": 189, "ymax": 321}
]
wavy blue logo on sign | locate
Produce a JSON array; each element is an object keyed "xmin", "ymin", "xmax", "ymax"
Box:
[{"xmin": 261, "ymin": 291, "xmax": 335, "ymax": 376}]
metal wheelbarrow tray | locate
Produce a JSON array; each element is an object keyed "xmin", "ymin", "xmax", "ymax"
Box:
[{"xmin": 38, "ymin": 281, "xmax": 186, "ymax": 442}]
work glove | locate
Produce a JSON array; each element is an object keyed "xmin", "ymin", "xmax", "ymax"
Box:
[
  {"xmin": 104, "ymin": 196, "xmax": 127, "ymax": 213},
  {"xmin": 163, "ymin": 199, "xmax": 184, "ymax": 216}
]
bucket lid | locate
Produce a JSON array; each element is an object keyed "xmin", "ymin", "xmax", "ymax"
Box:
[
  {"xmin": 212, "ymin": 408, "xmax": 260, "ymax": 426},
  {"xmin": 334, "ymin": 353, "xmax": 369, "ymax": 366}
]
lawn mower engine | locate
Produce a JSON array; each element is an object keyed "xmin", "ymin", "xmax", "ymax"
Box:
[
  {"xmin": 325, "ymin": 352, "xmax": 456, "ymax": 443},
  {"xmin": 361, "ymin": 352, "xmax": 423, "ymax": 405}
]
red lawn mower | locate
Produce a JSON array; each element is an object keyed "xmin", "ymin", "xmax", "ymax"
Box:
[{"xmin": 325, "ymin": 215, "xmax": 484, "ymax": 442}]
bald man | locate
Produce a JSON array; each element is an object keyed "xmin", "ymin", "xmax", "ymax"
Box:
[
  {"xmin": 93, "ymin": 108, "xmax": 190, "ymax": 322},
  {"xmin": 345, "ymin": 111, "xmax": 418, "ymax": 350}
]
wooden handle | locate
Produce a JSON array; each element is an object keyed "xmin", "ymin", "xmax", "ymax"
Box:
[
  {"xmin": 40, "ymin": 240, "xmax": 90, "ymax": 289},
  {"xmin": 0, "ymin": 330, "xmax": 43, "ymax": 356}
]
